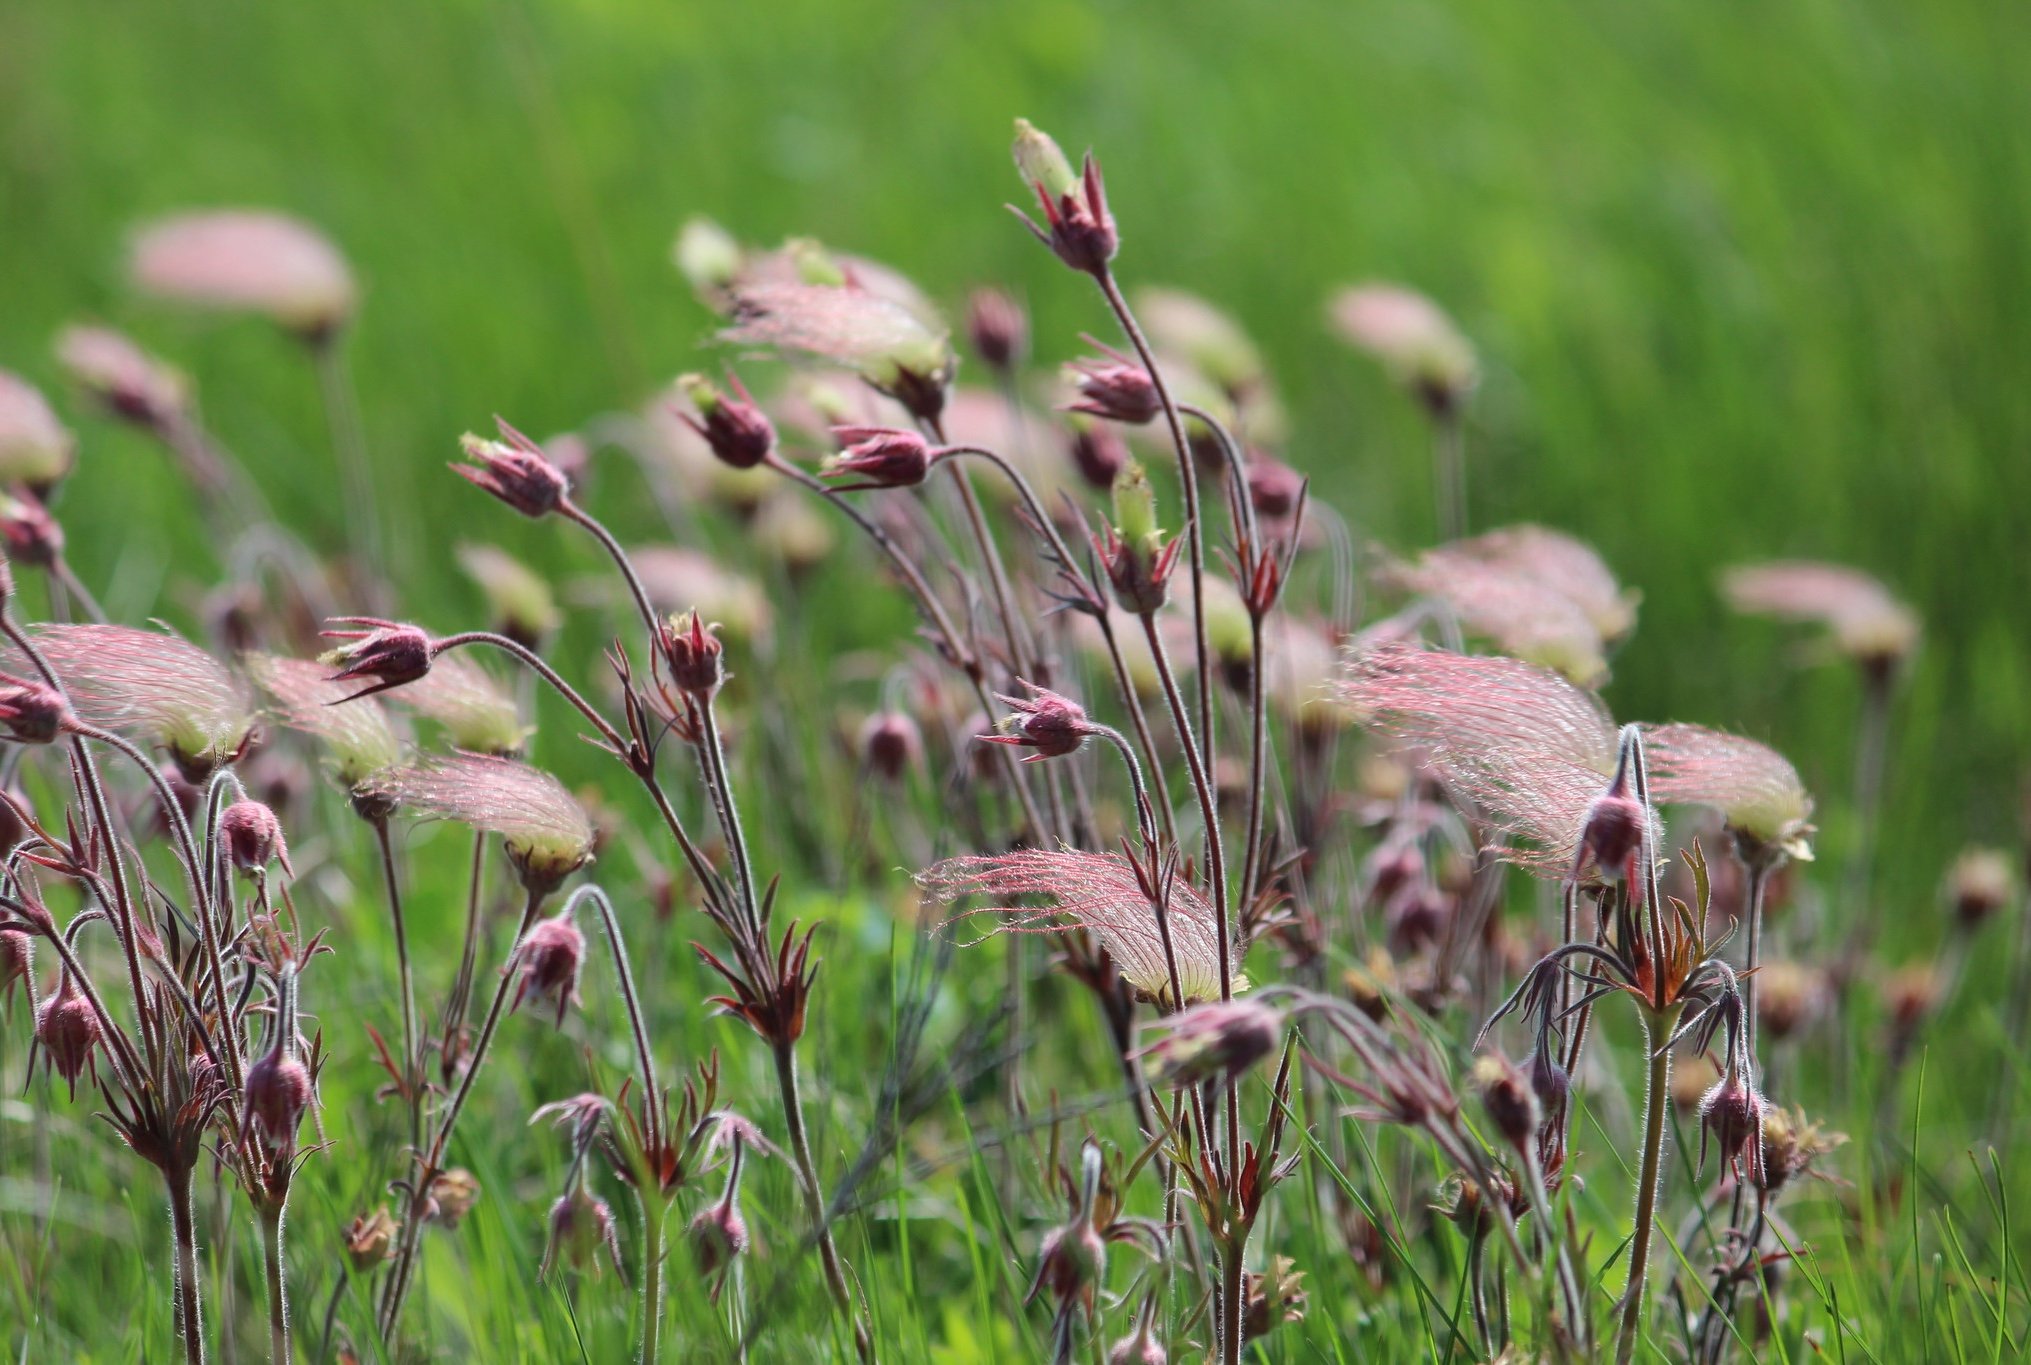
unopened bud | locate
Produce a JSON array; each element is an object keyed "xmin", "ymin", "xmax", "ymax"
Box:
[
  {"xmin": 1066, "ymin": 418, "xmax": 1128, "ymax": 490},
  {"xmin": 1946, "ymin": 847, "xmax": 2014, "ymax": 930},
  {"xmin": 453, "ymin": 422, "xmax": 571, "ymax": 518},
  {"xmin": 0, "ymin": 492, "xmax": 63, "ymax": 567},
  {"xmin": 823, "ymin": 425, "xmax": 934, "ymax": 490},
  {"xmin": 679, "ymin": 372, "xmax": 776, "ymax": 470},
  {"xmin": 244, "ymin": 1043, "xmax": 313, "ymax": 1149},
  {"xmin": 1067, "ymin": 347, "xmax": 1160, "ymax": 425},
  {"xmin": 858, "ymin": 711, "xmax": 922, "ymax": 782},
  {"xmin": 966, "ymin": 287, "xmax": 1028, "ymax": 372},
  {"xmin": 36, "ymin": 973, "xmax": 100, "ymax": 1097},
  {"xmin": 541, "ymin": 1187, "xmax": 623, "ymax": 1279},
  {"xmin": 1472, "ymin": 1053, "xmax": 1542, "ymax": 1150},
  {"xmin": 510, "ymin": 911, "xmax": 586, "ymax": 1028},
  {"xmin": 344, "ymin": 1208, "xmax": 398, "ymax": 1273},
  {"xmin": 1135, "ymin": 998, "xmax": 1283, "ymax": 1089},
  {"xmin": 220, "ymin": 799, "xmax": 292, "ymax": 878},
  {"xmin": 424, "ymin": 1169, "xmax": 481, "ymax": 1228},
  {"xmin": 657, "ymin": 610, "xmax": 725, "ymax": 696},
  {"xmin": 0, "ymin": 673, "xmax": 71, "ymax": 745}
]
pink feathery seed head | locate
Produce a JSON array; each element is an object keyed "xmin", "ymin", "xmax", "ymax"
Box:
[
  {"xmin": 0, "ymin": 491, "xmax": 64, "ymax": 567},
  {"xmin": 1445, "ymin": 525, "xmax": 1639, "ymax": 644},
  {"xmin": 17, "ymin": 623, "xmax": 253, "ymax": 776},
  {"xmin": 319, "ymin": 617, "xmax": 434, "ymax": 701},
  {"xmin": 921, "ymin": 848, "xmax": 1233, "ymax": 1005},
  {"xmin": 657, "ymin": 610, "xmax": 725, "ymax": 697},
  {"xmin": 1642, "ymin": 722, "xmax": 1814, "ymax": 862},
  {"xmin": 55, "ymin": 325, "xmax": 189, "ymax": 430},
  {"xmin": 0, "ymin": 372, "xmax": 75, "ymax": 491},
  {"xmin": 361, "ymin": 753, "xmax": 593, "ymax": 892},
  {"xmin": 1722, "ymin": 560, "xmax": 1919, "ymax": 668},
  {"xmin": 1384, "ymin": 551, "xmax": 1609, "ymax": 688},
  {"xmin": 678, "ymin": 370, "xmax": 776, "ymax": 470},
  {"xmin": 0, "ymin": 927, "xmax": 31, "ymax": 1004},
  {"xmin": 511, "ymin": 910, "xmax": 586, "ymax": 1028},
  {"xmin": 246, "ymin": 652, "xmax": 403, "ymax": 789},
  {"xmin": 1134, "ymin": 998, "xmax": 1284, "ymax": 1089},
  {"xmin": 453, "ymin": 419, "xmax": 572, "ymax": 519},
  {"xmin": 220, "ymin": 799, "xmax": 292, "ymax": 879},
  {"xmin": 822, "ymin": 425, "xmax": 934, "ymax": 490},
  {"xmin": 0, "ymin": 672, "xmax": 73, "ymax": 745},
  {"xmin": 1339, "ymin": 642, "xmax": 1641, "ymax": 876},
  {"xmin": 1010, "ymin": 118, "xmax": 1118, "ymax": 276},
  {"xmin": 540, "ymin": 1187, "xmax": 623, "ymax": 1280},
  {"xmin": 129, "ymin": 210, "xmax": 355, "ymax": 340},
  {"xmin": 966, "ymin": 286, "xmax": 1029, "ymax": 371},
  {"xmin": 243, "ymin": 1041, "xmax": 313, "ymax": 1148},
  {"xmin": 858, "ymin": 710, "xmax": 923, "ymax": 782},
  {"xmin": 1064, "ymin": 342, "xmax": 1161, "ymax": 425},
  {"xmin": 1066, "ymin": 418, "xmax": 1129, "ymax": 490},
  {"xmin": 1326, "ymin": 282, "xmax": 1477, "ymax": 415},
  {"xmin": 36, "ymin": 972, "xmax": 100, "ymax": 1097},
  {"xmin": 393, "ymin": 651, "xmax": 525, "ymax": 756},
  {"xmin": 982, "ymin": 680, "xmax": 1099, "ymax": 762},
  {"xmin": 720, "ymin": 279, "xmax": 955, "ymax": 420}
]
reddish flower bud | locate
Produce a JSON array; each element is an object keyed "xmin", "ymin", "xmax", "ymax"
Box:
[
  {"xmin": 1066, "ymin": 345, "xmax": 1160, "ymax": 425},
  {"xmin": 510, "ymin": 910, "xmax": 586, "ymax": 1027},
  {"xmin": 980, "ymin": 681, "xmax": 1099, "ymax": 762},
  {"xmin": 1472, "ymin": 1053, "xmax": 1542, "ymax": 1150},
  {"xmin": 966, "ymin": 287, "xmax": 1028, "ymax": 372},
  {"xmin": 320, "ymin": 617, "xmax": 434, "ymax": 701},
  {"xmin": 0, "ymin": 492, "xmax": 63, "ymax": 567},
  {"xmin": 686, "ymin": 1193, "xmax": 749, "ymax": 1282},
  {"xmin": 220, "ymin": 799, "xmax": 293, "ymax": 879},
  {"xmin": 0, "ymin": 672, "xmax": 71, "ymax": 744},
  {"xmin": 1066, "ymin": 419, "xmax": 1128, "ymax": 490},
  {"xmin": 822, "ymin": 425, "xmax": 934, "ymax": 490},
  {"xmin": 1698, "ymin": 1071, "xmax": 1766, "ymax": 1180},
  {"xmin": 243, "ymin": 1043, "xmax": 313, "ymax": 1149},
  {"xmin": 679, "ymin": 371, "xmax": 776, "ymax": 470},
  {"xmin": 1246, "ymin": 457, "xmax": 1305, "ymax": 521},
  {"xmin": 344, "ymin": 1208, "xmax": 398, "ymax": 1272},
  {"xmin": 858, "ymin": 711, "xmax": 923, "ymax": 782},
  {"xmin": 424, "ymin": 1169, "xmax": 481, "ymax": 1228},
  {"xmin": 0, "ymin": 927, "xmax": 31, "ymax": 1006},
  {"xmin": 657, "ymin": 610, "xmax": 725, "ymax": 696},
  {"xmin": 1134, "ymin": 998, "xmax": 1284, "ymax": 1090},
  {"xmin": 541, "ymin": 1187, "xmax": 623, "ymax": 1279},
  {"xmin": 453, "ymin": 419, "xmax": 571, "ymax": 518},
  {"xmin": 1010, "ymin": 119, "xmax": 1119, "ymax": 276},
  {"xmin": 1946, "ymin": 847, "xmax": 2014, "ymax": 930},
  {"xmin": 36, "ymin": 973, "xmax": 100, "ymax": 1097}
]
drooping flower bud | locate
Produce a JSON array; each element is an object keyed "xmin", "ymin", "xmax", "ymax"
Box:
[
  {"xmin": 1472, "ymin": 1053, "xmax": 1542, "ymax": 1150},
  {"xmin": 679, "ymin": 371, "xmax": 776, "ymax": 470},
  {"xmin": 1579, "ymin": 728, "xmax": 1649, "ymax": 878},
  {"xmin": 344, "ymin": 1208, "xmax": 399, "ymax": 1273},
  {"xmin": 657, "ymin": 610, "xmax": 725, "ymax": 697},
  {"xmin": 1246, "ymin": 456, "xmax": 1305, "ymax": 521},
  {"xmin": 686, "ymin": 1193, "xmax": 748, "ymax": 1286},
  {"xmin": 220, "ymin": 799, "xmax": 293, "ymax": 879},
  {"xmin": 510, "ymin": 910, "xmax": 586, "ymax": 1028},
  {"xmin": 0, "ymin": 927, "xmax": 32, "ymax": 1006},
  {"xmin": 243, "ymin": 1042, "xmax": 313, "ymax": 1150},
  {"xmin": 966, "ymin": 287, "xmax": 1028, "ymax": 373},
  {"xmin": 858, "ymin": 711, "xmax": 923, "ymax": 782},
  {"xmin": 1697, "ymin": 1071, "xmax": 1767, "ymax": 1180},
  {"xmin": 1134, "ymin": 998, "xmax": 1284, "ymax": 1090},
  {"xmin": 320, "ymin": 617, "xmax": 434, "ymax": 701},
  {"xmin": 672, "ymin": 216, "xmax": 744, "ymax": 301},
  {"xmin": 56, "ymin": 325, "xmax": 190, "ymax": 432},
  {"xmin": 0, "ymin": 673, "xmax": 71, "ymax": 745},
  {"xmin": 1066, "ymin": 345, "xmax": 1160, "ymax": 425},
  {"xmin": 453, "ymin": 420, "xmax": 571, "ymax": 518},
  {"xmin": 0, "ymin": 492, "xmax": 64, "ymax": 567},
  {"xmin": 36, "ymin": 972, "xmax": 100, "ymax": 1097},
  {"xmin": 1109, "ymin": 1296, "xmax": 1168, "ymax": 1365},
  {"xmin": 822, "ymin": 425, "xmax": 934, "ymax": 490},
  {"xmin": 129, "ymin": 210, "xmax": 356, "ymax": 340},
  {"xmin": 1945, "ymin": 847, "xmax": 2015, "ymax": 930},
  {"xmin": 1010, "ymin": 119, "xmax": 1118, "ymax": 276},
  {"xmin": 980, "ymin": 681, "xmax": 1100, "ymax": 762},
  {"xmin": 1065, "ymin": 418, "xmax": 1128, "ymax": 490},
  {"xmin": 424, "ymin": 1169, "xmax": 481, "ymax": 1228},
  {"xmin": 540, "ymin": 1187, "xmax": 624, "ymax": 1279}
]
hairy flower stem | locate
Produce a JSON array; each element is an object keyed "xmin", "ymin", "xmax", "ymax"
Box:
[
  {"xmin": 1433, "ymin": 406, "xmax": 1466, "ymax": 541},
  {"xmin": 559, "ymin": 498, "xmax": 663, "ymax": 645},
  {"xmin": 168, "ymin": 1164, "xmax": 206, "ymax": 1365},
  {"xmin": 1218, "ymin": 1234, "xmax": 1247, "ymax": 1365},
  {"xmin": 773, "ymin": 1038, "xmax": 868, "ymax": 1358},
  {"xmin": 1737, "ymin": 857, "xmax": 1775, "ymax": 1059},
  {"xmin": 261, "ymin": 1206, "xmax": 289, "ymax": 1365},
  {"xmin": 637, "ymin": 1194, "xmax": 669, "ymax": 1365},
  {"xmin": 1136, "ymin": 615, "xmax": 1232, "ymax": 1000},
  {"xmin": 697, "ymin": 699, "xmax": 762, "ymax": 939},
  {"xmin": 370, "ymin": 816, "xmax": 422, "ymax": 1158},
  {"xmin": 1240, "ymin": 612, "xmax": 1268, "ymax": 909},
  {"xmin": 1616, "ymin": 1007, "xmax": 1680, "ymax": 1365},
  {"xmin": 1096, "ymin": 269, "xmax": 1214, "ymax": 776},
  {"xmin": 438, "ymin": 830, "xmax": 487, "ymax": 1079}
]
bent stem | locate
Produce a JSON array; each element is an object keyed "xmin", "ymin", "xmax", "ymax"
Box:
[{"xmin": 1616, "ymin": 1007, "xmax": 1679, "ymax": 1365}]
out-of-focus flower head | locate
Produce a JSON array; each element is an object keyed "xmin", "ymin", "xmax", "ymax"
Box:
[
  {"xmin": 1944, "ymin": 846, "xmax": 2016, "ymax": 930},
  {"xmin": 1135, "ymin": 286, "xmax": 1268, "ymax": 400},
  {"xmin": 1437, "ymin": 524, "xmax": 1639, "ymax": 644},
  {"xmin": 129, "ymin": 210, "xmax": 356, "ymax": 340},
  {"xmin": 540, "ymin": 1187, "xmax": 623, "ymax": 1280},
  {"xmin": 0, "ymin": 491, "xmax": 64, "ymax": 567},
  {"xmin": 672, "ymin": 215, "xmax": 744, "ymax": 303},
  {"xmin": 922, "ymin": 848, "xmax": 1240, "ymax": 1006},
  {"xmin": 1722, "ymin": 560, "xmax": 1919, "ymax": 670},
  {"xmin": 1134, "ymin": 998, "xmax": 1284, "ymax": 1088},
  {"xmin": 1382, "ymin": 551, "xmax": 1610, "ymax": 688},
  {"xmin": 721, "ymin": 279, "xmax": 954, "ymax": 422},
  {"xmin": 1642, "ymin": 723, "xmax": 1815, "ymax": 861},
  {"xmin": 966, "ymin": 287, "xmax": 1028, "ymax": 373},
  {"xmin": 17, "ymin": 624, "xmax": 253, "ymax": 777},
  {"xmin": 391, "ymin": 652, "xmax": 526, "ymax": 756},
  {"xmin": 359, "ymin": 752, "xmax": 594, "ymax": 894},
  {"xmin": 247, "ymin": 652, "xmax": 403, "ymax": 789},
  {"xmin": 456, "ymin": 542, "xmax": 562, "ymax": 649},
  {"xmin": 1327, "ymin": 283, "xmax": 1477, "ymax": 415},
  {"xmin": 0, "ymin": 370, "xmax": 75, "ymax": 489},
  {"xmin": 55, "ymin": 325, "xmax": 189, "ymax": 431}
]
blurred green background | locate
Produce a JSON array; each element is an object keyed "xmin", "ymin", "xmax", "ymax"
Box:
[{"xmin": 7, "ymin": 0, "xmax": 2025, "ymax": 919}]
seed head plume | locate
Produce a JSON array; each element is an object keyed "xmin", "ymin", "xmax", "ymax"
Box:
[
  {"xmin": 1438, "ymin": 524, "xmax": 1639, "ymax": 644},
  {"xmin": 0, "ymin": 369, "xmax": 77, "ymax": 488},
  {"xmin": 128, "ymin": 209, "xmax": 356, "ymax": 339},
  {"xmin": 391, "ymin": 652, "xmax": 526, "ymax": 756},
  {"xmin": 358, "ymin": 752, "xmax": 594, "ymax": 893},
  {"xmin": 1642, "ymin": 723, "xmax": 1815, "ymax": 860},
  {"xmin": 1382, "ymin": 552, "xmax": 1610, "ymax": 688},
  {"xmin": 720, "ymin": 280, "xmax": 954, "ymax": 415},
  {"xmin": 1326, "ymin": 283, "xmax": 1478, "ymax": 413},
  {"xmin": 246, "ymin": 651, "xmax": 403, "ymax": 787},
  {"xmin": 12, "ymin": 623, "xmax": 253, "ymax": 776},
  {"xmin": 1722, "ymin": 560, "xmax": 1919, "ymax": 667}
]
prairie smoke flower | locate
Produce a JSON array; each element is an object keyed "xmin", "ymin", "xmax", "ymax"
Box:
[
  {"xmin": 678, "ymin": 370, "xmax": 775, "ymax": 470},
  {"xmin": 858, "ymin": 711, "xmax": 923, "ymax": 781},
  {"xmin": 344, "ymin": 1208, "xmax": 399, "ymax": 1272},
  {"xmin": 128, "ymin": 210, "xmax": 355, "ymax": 338},
  {"xmin": 982, "ymin": 681, "xmax": 1101, "ymax": 761},
  {"xmin": 1067, "ymin": 417, "xmax": 1129, "ymax": 490},
  {"xmin": 1471, "ymin": 1053, "xmax": 1542, "ymax": 1149},
  {"xmin": 454, "ymin": 420, "xmax": 571, "ymax": 519},
  {"xmin": 320, "ymin": 617, "xmax": 433, "ymax": 701},
  {"xmin": 55, "ymin": 325, "xmax": 189, "ymax": 430},
  {"xmin": 1327, "ymin": 283, "xmax": 1477, "ymax": 414},
  {"xmin": 1754, "ymin": 961, "xmax": 1827, "ymax": 1041},
  {"xmin": 1065, "ymin": 343, "xmax": 1161, "ymax": 425},
  {"xmin": 922, "ymin": 848, "xmax": 1237, "ymax": 1005},
  {"xmin": 246, "ymin": 652, "xmax": 403, "ymax": 788},
  {"xmin": 721, "ymin": 280, "xmax": 955, "ymax": 419},
  {"xmin": 1243, "ymin": 1256, "xmax": 1309, "ymax": 1340},
  {"xmin": 629, "ymin": 547, "xmax": 772, "ymax": 643},
  {"xmin": 1010, "ymin": 118, "xmax": 1118, "ymax": 276},
  {"xmin": 656, "ymin": 611, "xmax": 724, "ymax": 697},
  {"xmin": 1945, "ymin": 847, "xmax": 2015, "ymax": 929},
  {"xmin": 0, "ymin": 491, "xmax": 63, "ymax": 566},
  {"xmin": 966, "ymin": 286, "xmax": 1028, "ymax": 371},
  {"xmin": 1642, "ymin": 723, "xmax": 1815, "ymax": 861},
  {"xmin": 1441, "ymin": 524, "xmax": 1639, "ymax": 644},
  {"xmin": 1097, "ymin": 461, "xmax": 1180, "ymax": 614},
  {"xmin": 1247, "ymin": 456, "xmax": 1306, "ymax": 522},
  {"xmin": 0, "ymin": 673, "xmax": 70, "ymax": 744},
  {"xmin": 390, "ymin": 652, "xmax": 525, "ymax": 755},
  {"xmin": 1134, "ymin": 998, "xmax": 1284, "ymax": 1088},
  {"xmin": 0, "ymin": 371, "xmax": 75, "ymax": 488},
  {"xmin": 0, "ymin": 928, "xmax": 31, "ymax": 1006},
  {"xmin": 1697, "ymin": 1070, "xmax": 1767, "ymax": 1182},
  {"xmin": 509, "ymin": 909, "xmax": 586, "ymax": 1026},
  {"xmin": 424, "ymin": 1169, "xmax": 481, "ymax": 1228},
  {"xmin": 457, "ymin": 543, "xmax": 562, "ymax": 647},
  {"xmin": 541, "ymin": 1187, "xmax": 624, "ymax": 1279},
  {"xmin": 1755, "ymin": 1107, "xmax": 1844, "ymax": 1195},
  {"xmin": 1135, "ymin": 286, "xmax": 1268, "ymax": 399},
  {"xmin": 19, "ymin": 623, "xmax": 253, "ymax": 775},
  {"xmin": 36, "ymin": 972, "xmax": 100, "ymax": 1097},
  {"xmin": 1722, "ymin": 560, "xmax": 1919, "ymax": 668},
  {"xmin": 823, "ymin": 424, "xmax": 934, "ymax": 490},
  {"xmin": 358, "ymin": 753, "xmax": 594, "ymax": 893},
  {"xmin": 1383, "ymin": 551, "xmax": 1610, "ymax": 687},
  {"xmin": 243, "ymin": 1039, "xmax": 313, "ymax": 1150},
  {"xmin": 220, "ymin": 799, "xmax": 293, "ymax": 879}
]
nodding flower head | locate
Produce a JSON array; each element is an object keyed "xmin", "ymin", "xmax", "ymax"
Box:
[
  {"xmin": 358, "ymin": 753, "xmax": 594, "ymax": 894},
  {"xmin": 128, "ymin": 210, "xmax": 356, "ymax": 340},
  {"xmin": 56, "ymin": 325, "xmax": 190, "ymax": 431},
  {"xmin": 657, "ymin": 610, "xmax": 725, "ymax": 697},
  {"xmin": 1010, "ymin": 118, "xmax": 1118, "ymax": 276},
  {"xmin": 541, "ymin": 1187, "xmax": 624, "ymax": 1280},
  {"xmin": 1066, "ymin": 417, "xmax": 1129, "ymax": 490},
  {"xmin": 1697, "ymin": 1070, "xmax": 1767, "ymax": 1183},
  {"xmin": 858, "ymin": 710, "xmax": 923, "ymax": 782},
  {"xmin": 0, "ymin": 927, "xmax": 32, "ymax": 1006},
  {"xmin": 0, "ymin": 672, "xmax": 71, "ymax": 745},
  {"xmin": 922, "ymin": 848, "xmax": 1239, "ymax": 1006},
  {"xmin": 673, "ymin": 215, "xmax": 743, "ymax": 301},
  {"xmin": 1137, "ymin": 286, "xmax": 1269, "ymax": 400},
  {"xmin": 679, "ymin": 371, "xmax": 776, "ymax": 470},
  {"xmin": 344, "ymin": 1208, "xmax": 398, "ymax": 1273},
  {"xmin": 246, "ymin": 652, "xmax": 403, "ymax": 790},
  {"xmin": 0, "ymin": 492, "xmax": 63, "ymax": 567},
  {"xmin": 36, "ymin": 973, "xmax": 100, "ymax": 1098},
  {"xmin": 720, "ymin": 280, "xmax": 954, "ymax": 421},
  {"xmin": 1471, "ymin": 1053, "xmax": 1542, "ymax": 1150},
  {"xmin": 391, "ymin": 651, "xmax": 525, "ymax": 756},
  {"xmin": 1134, "ymin": 998, "xmax": 1284, "ymax": 1089},
  {"xmin": 1247, "ymin": 456, "xmax": 1306, "ymax": 522},
  {"xmin": 220, "ymin": 799, "xmax": 293, "ymax": 879},
  {"xmin": 686, "ymin": 1193, "xmax": 750, "ymax": 1285},
  {"xmin": 1722, "ymin": 560, "xmax": 1919, "ymax": 672},
  {"xmin": 1580, "ymin": 731, "xmax": 1649, "ymax": 877},
  {"xmin": 15, "ymin": 624, "xmax": 253, "ymax": 776},
  {"xmin": 1642, "ymin": 723, "xmax": 1815, "ymax": 863},
  {"xmin": 453, "ymin": 419, "xmax": 572, "ymax": 519},
  {"xmin": 320, "ymin": 618, "xmax": 435, "ymax": 701},
  {"xmin": 966, "ymin": 287, "xmax": 1028, "ymax": 372},
  {"xmin": 981, "ymin": 680, "xmax": 1100, "ymax": 762},
  {"xmin": 510, "ymin": 909, "xmax": 586, "ymax": 1027},
  {"xmin": 0, "ymin": 370, "xmax": 76, "ymax": 490},
  {"xmin": 1327, "ymin": 283, "xmax": 1477, "ymax": 416},
  {"xmin": 1945, "ymin": 847, "xmax": 2015, "ymax": 930},
  {"xmin": 822, "ymin": 425, "xmax": 934, "ymax": 491},
  {"xmin": 1065, "ymin": 343, "xmax": 1161, "ymax": 425},
  {"xmin": 1382, "ymin": 550, "xmax": 1609, "ymax": 688},
  {"xmin": 243, "ymin": 1041, "xmax": 313, "ymax": 1150},
  {"xmin": 1755, "ymin": 1107, "xmax": 1844, "ymax": 1194}
]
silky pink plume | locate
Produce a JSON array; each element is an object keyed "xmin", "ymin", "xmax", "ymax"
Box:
[
  {"xmin": 1327, "ymin": 283, "xmax": 1477, "ymax": 402},
  {"xmin": 721, "ymin": 280, "xmax": 950, "ymax": 388},
  {"xmin": 921, "ymin": 848, "xmax": 1231, "ymax": 1005},
  {"xmin": 1385, "ymin": 552, "xmax": 1609, "ymax": 687},
  {"xmin": 14, "ymin": 624, "xmax": 252, "ymax": 773},
  {"xmin": 1440, "ymin": 525, "xmax": 1638, "ymax": 643},
  {"xmin": 359, "ymin": 752, "xmax": 593, "ymax": 891},
  {"xmin": 246, "ymin": 652, "xmax": 403, "ymax": 786},
  {"xmin": 1722, "ymin": 561, "xmax": 1918, "ymax": 664},
  {"xmin": 1642, "ymin": 723, "xmax": 1814, "ymax": 858},
  {"xmin": 130, "ymin": 211, "xmax": 355, "ymax": 336}
]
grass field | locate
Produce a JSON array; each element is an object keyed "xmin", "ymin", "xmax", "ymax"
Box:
[{"xmin": 1, "ymin": 0, "xmax": 2027, "ymax": 1359}]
